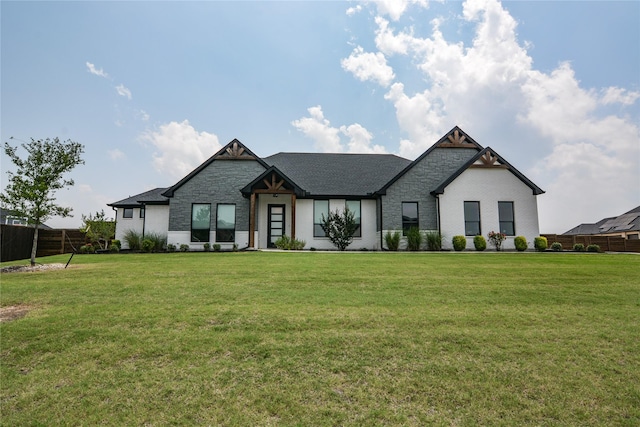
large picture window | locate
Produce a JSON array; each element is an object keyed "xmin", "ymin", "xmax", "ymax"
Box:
[
  {"xmin": 498, "ymin": 201, "xmax": 515, "ymax": 236},
  {"xmin": 402, "ymin": 202, "xmax": 418, "ymax": 235},
  {"xmin": 464, "ymin": 201, "xmax": 481, "ymax": 236},
  {"xmin": 346, "ymin": 200, "xmax": 361, "ymax": 237},
  {"xmin": 314, "ymin": 200, "xmax": 329, "ymax": 237},
  {"xmin": 191, "ymin": 204, "xmax": 211, "ymax": 242},
  {"xmin": 216, "ymin": 204, "xmax": 236, "ymax": 242}
]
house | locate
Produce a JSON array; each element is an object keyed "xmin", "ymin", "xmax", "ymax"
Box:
[
  {"xmin": 0, "ymin": 208, "xmax": 51, "ymax": 229},
  {"xmin": 563, "ymin": 206, "xmax": 640, "ymax": 240},
  {"xmin": 108, "ymin": 127, "xmax": 544, "ymax": 251}
]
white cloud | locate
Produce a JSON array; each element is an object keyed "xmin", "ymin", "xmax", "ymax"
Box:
[
  {"xmin": 116, "ymin": 84, "xmax": 132, "ymax": 100},
  {"xmin": 346, "ymin": 5, "xmax": 362, "ymax": 16},
  {"xmin": 341, "ymin": 46, "xmax": 396, "ymax": 87},
  {"xmin": 137, "ymin": 110, "xmax": 150, "ymax": 121},
  {"xmin": 108, "ymin": 149, "xmax": 125, "ymax": 160},
  {"xmin": 292, "ymin": 105, "xmax": 386, "ymax": 154},
  {"xmin": 86, "ymin": 62, "xmax": 109, "ymax": 78},
  {"xmin": 141, "ymin": 120, "xmax": 221, "ymax": 179},
  {"xmin": 373, "ymin": 0, "xmax": 430, "ymax": 21},
  {"xmin": 340, "ymin": 0, "xmax": 639, "ymax": 232}
]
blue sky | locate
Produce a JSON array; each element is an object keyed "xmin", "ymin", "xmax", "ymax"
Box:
[{"xmin": 2, "ymin": 0, "xmax": 639, "ymax": 233}]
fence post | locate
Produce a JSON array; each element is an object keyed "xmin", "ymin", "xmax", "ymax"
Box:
[{"xmin": 61, "ymin": 229, "xmax": 66, "ymax": 254}]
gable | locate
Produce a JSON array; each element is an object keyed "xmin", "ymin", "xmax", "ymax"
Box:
[
  {"xmin": 431, "ymin": 147, "xmax": 545, "ymax": 196},
  {"xmin": 162, "ymin": 139, "xmax": 268, "ymax": 197}
]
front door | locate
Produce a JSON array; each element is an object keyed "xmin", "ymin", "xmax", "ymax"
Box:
[{"xmin": 267, "ymin": 204, "xmax": 285, "ymax": 248}]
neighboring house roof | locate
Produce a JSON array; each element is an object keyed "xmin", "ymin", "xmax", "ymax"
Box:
[
  {"xmin": 108, "ymin": 187, "xmax": 169, "ymax": 208},
  {"xmin": 563, "ymin": 206, "xmax": 640, "ymax": 235},
  {"xmin": 0, "ymin": 208, "xmax": 51, "ymax": 228},
  {"xmin": 430, "ymin": 147, "xmax": 546, "ymax": 196},
  {"xmin": 263, "ymin": 152, "xmax": 411, "ymax": 197}
]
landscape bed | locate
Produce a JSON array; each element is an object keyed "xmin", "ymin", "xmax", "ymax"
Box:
[{"xmin": 1, "ymin": 252, "xmax": 638, "ymax": 425}]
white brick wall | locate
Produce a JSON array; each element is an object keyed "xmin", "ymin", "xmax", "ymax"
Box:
[{"xmin": 438, "ymin": 168, "xmax": 541, "ymax": 250}]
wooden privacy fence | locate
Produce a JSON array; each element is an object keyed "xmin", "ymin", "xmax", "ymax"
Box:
[
  {"xmin": 1, "ymin": 225, "xmax": 35, "ymax": 262},
  {"xmin": 36, "ymin": 229, "xmax": 87, "ymax": 257},
  {"xmin": 542, "ymin": 234, "xmax": 640, "ymax": 253}
]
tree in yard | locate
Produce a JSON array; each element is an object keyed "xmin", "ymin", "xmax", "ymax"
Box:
[
  {"xmin": 80, "ymin": 210, "xmax": 115, "ymax": 250},
  {"xmin": 0, "ymin": 138, "xmax": 85, "ymax": 265},
  {"xmin": 320, "ymin": 207, "xmax": 357, "ymax": 251}
]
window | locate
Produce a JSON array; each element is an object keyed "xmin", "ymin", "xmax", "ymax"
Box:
[
  {"xmin": 314, "ymin": 200, "xmax": 329, "ymax": 237},
  {"xmin": 498, "ymin": 201, "xmax": 515, "ymax": 236},
  {"xmin": 346, "ymin": 200, "xmax": 361, "ymax": 237},
  {"xmin": 464, "ymin": 201, "xmax": 481, "ymax": 236},
  {"xmin": 402, "ymin": 202, "xmax": 419, "ymax": 235},
  {"xmin": 216, "ymin": 204, "xmax": 236, "ymax": 242},
  {"xmin": 191, "ymin": 204, "xmax": 211, "ymax": 242},
  {"xmin": 123, "ymin": 208, "xmax": 133, "ymax": 219},
  {"xmin": 140, "ymin": 207, "xmax": 145, "ymax": 218}
]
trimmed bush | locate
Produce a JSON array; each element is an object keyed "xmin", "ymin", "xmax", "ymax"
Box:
[
  {"xmin": 108, "ymin": 244, "xmax": 120, "ymax": 253},
  {"xmin": 166, "ymin": 244, "xmax": 177, "ymax": 252},
  {"xmin": 179, "ymin": 244, "xmax": 190, "ymax": 252},
  {"xmin": 534, "ymin": 236, "xmax": 548, "ymax": 252},
  {"xmin": 275, "ymin": 235, "xmax": 291, "ymax": 250},
  {"xmin": 141, "ymin": 239, "xmax": 155, "ymax": 253},
  {"xmin": 213, "ymin": 244, "xmax": 221, "ymax": 252},
  {"xmin": 473, "ymin": 235, "xmax": 486, "ymax": 251},
  {"xmin": 384, "ymin": 231, "xmax": 401, "ymax": 251},
  {"xmin": 406, "ymin": 227, "xmax": 422, "ymax": 251},
  {"xmin": 587, "ymin": 244, "xmax": 600, "ymax": 253},
  {"xmin": 452, "ymin": 235, "xmax": 467, "ymax": 251},
  {"xmin": 514, "ymin": 236, "xmax": 528, "ymax": 252},
  {"xmin": 111, "ymin": 239, "xmax": 121, "ymax": 250},
  {"xmin": 425, "ymin": 231, "xmax": 443, "ymax": 251},
  {"xmin": 551, "ymin": 242, "xmax": 563, "ymax": 252},
  {"xmin": 573, "ymin": 243, "xmax": 585, "ymax": 252},
  {"xmin": 79, "ymin": 244, "xmax": 95, "ymax": 254},
  {"xmin": 203, "ymin": 243, "xmax": 211, "ymax": 252}
]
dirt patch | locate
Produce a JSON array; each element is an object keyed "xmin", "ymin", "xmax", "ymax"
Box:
[
  {"xmin": 0, "ymin": 305, "xmax": 32, "ymax": 322},
  {"xmin": 0, "ymin": 263, "xmax": 66, "ymax": 274}
]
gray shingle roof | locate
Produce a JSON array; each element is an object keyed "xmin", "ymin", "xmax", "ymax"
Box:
[
  {"xmin": 563, "ymin": 206, "xmax": 640, "ymax": 235},
  {"xmin": 108, "ymin": 188, "xmax": 169, "ymax": 207},
  {"xmin": 263, "ymin": 153, "xmax": 412, "ymax": 197}
]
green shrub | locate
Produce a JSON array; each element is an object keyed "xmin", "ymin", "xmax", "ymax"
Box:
[
  {"xmin": 289, "ymin": 238, "xmax": 306, "ymax": 250},
  {"xmin": 573, "ymin": 243, "xmax": 585, "ymax": 252},
  {"xmin": 233, "ymin": 243, "xmax": 238, "ymax": 252},
  {"xmin": 473, "ymin": 235, "xmax": 486, "ymax": 251},
  {"xmin": 452, "ymin": 235, "xmax": 467, "ymax": 251},
  {"xmin": 384, "ymin": 231, "xmax": 401, "ymax": 251},
  {"xmin": 203, "ymin": 243, "xmax": 211, "ymax": 252},
  {"xmin": 275, "ymin": 235, "xmax": 292, "ymax": 250},
  {"xmin": 514, "ymin": 236, "xmax": 528, "ymax": 252},
  {"xmin": 144, "ymin": 232, "xmax": 167, "ymax": 253},
  {"xmin": 587, "ymin": 244, "xmax": 600, "ymax": 253},
  {"xmin": 534, "ymin": 236, "xmax": 548, "ymax": 252},
  {"xmin": 111, "ymin": 239, "xmax": 121, "ymax": 250},
  {"xmin": 141, "ymin": 239, "xmax": 155, "ymax": 253},
  {"xmin": 179, "ymin": 244, "xmax": 190, "ymax": 252},
  {"xmin": 551, "ymin": 242, "xmax": 563, "ymax": 252},
  {"xmin": 166, "ymin": 244, "xmax": 177, "ymax": 252},
  {"xmin": 123, "ymin": 229, "xmax": 142, "ymax": 251},
  {"xmin": 425, "ymin": 231, "xmax": 443, "ymax": 251},
  {"xmin": 108, "ymin": 244, "xmax": 120, "ymax": 253},
  {"xmin": 406, "ymin": 227, "xmax": 422, "ymax": 251},
  {"xmin": 79, "ymin": 244, "xmax": 95, "ymax": 254},
  {"xmin": 213, "ymin": 244, "xmax": 221, "ymax": 252}
]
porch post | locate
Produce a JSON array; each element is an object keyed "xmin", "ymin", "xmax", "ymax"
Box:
[
  {"xmin": 291, "ymin": 194, "xmax": 296, "ymax": 241},
  {"xmin": 249, "ymin": 193, "xmax": 256, "ymax": 248}
]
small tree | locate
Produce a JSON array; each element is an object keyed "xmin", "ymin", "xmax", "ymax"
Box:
[
  {"xmin": 1, "ymin": 138, "xmax": 84, "ymax": 265},
  {"xmin": 80, "ymin": 210, "xmax": 115, "ymax": 250},
  {"xmin": 321, "ymin": 207, "xmax": 357, "ymax": 251}
]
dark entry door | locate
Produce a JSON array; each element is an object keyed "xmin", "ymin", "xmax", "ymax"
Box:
[{"xmin": 268, "ymin": 204, "xmax": 285, "ymax": 248}]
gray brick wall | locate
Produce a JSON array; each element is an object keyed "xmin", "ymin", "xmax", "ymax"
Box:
[
  {"xmin": 382, "ymin": 148, "xmax": 478, "ymax": 230},
  {"xmin": 168, "ymin": 159, "xmax": 266, "ymax": 232}
]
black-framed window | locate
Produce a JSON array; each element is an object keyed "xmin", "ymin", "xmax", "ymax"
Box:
[
  {"xmin": 314, "ymin": 200, "xmax": 329, "ymax": 237},
  {"xmin": 216, "ymin": 204, "xmax": 236, "ymax": 242},
  {"xmin": 123, "ymin": 208, "xmax": 133, "ymax": 219},
  {"xmin": 464, "ymin": 201, "xmax": 481, "ymax": 236},
  {"xmin": 346, "ymin": 200, "xmax": 361, "ymax": 237},
  {"xmin": 140, "ymin": 207, "xmax": 145, "ymax": 218},
  {"xmin": 498, "ymin": 201, "xmax": 515, "ymax": 236},
  {"xmin": 191, "ymin": 204, "xmax": 211, "ymax": 242},
  {"xmin": 402, "ymin": 202, "xmax": 418, "ymax": 235}
]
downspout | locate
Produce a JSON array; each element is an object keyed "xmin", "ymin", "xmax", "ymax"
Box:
[
  {"xmin": 435, "ymin": 195, "xmax": 441, "ymax": 235},
  {"xmin": 378, "ymin": 196, "xmax": 384, "ymax": 250},
  {"xmin": 141, "ymin": 203, "xmax": 146, "ymax": 239}
]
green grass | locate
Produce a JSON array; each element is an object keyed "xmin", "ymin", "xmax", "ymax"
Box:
[{"xmin": 2, "ymin": 252, "xmax": 639, "ymax": 425}]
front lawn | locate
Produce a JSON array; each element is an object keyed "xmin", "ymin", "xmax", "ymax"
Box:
[{"xmin": 1, "ymin": 252, "xmax": 638, "ymax": 425}]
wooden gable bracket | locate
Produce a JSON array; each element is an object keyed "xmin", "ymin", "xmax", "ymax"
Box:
[
  {"xmin": 471, "ymin": 150, "xmax": 509, "ymax": 168},
  {"xmin": 226, "ymin": 141, "xmax": 245, "ymax": 158},
  {"xmin": 263, "ymin": 172, "xmax": 285, "ymax": 191},
  {"xmin": 216, "ymin": 140, "xmax": 256, "ymax": 160},
  {"xmin": 438, "ymin": 129, "xmax": 478, "ymax": 148}
]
